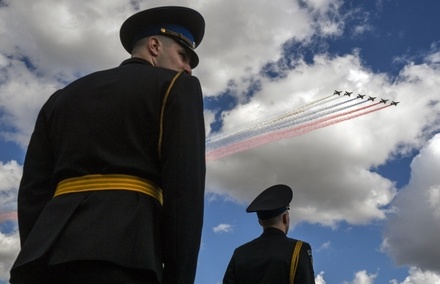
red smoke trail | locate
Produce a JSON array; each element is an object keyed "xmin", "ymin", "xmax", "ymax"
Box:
[
  {"xmin": 207, "ymin": 97, "xmax": 361, "ymax": 152},
  {"xmin": 269, "ymin": 99, "xmax": 366, "ymax": 133},
  {"xmin": 271, "ymin": 104, "xmax": 392, "ymax": 145},
  {"xmin": 307, "ymin": 104, "xmax": 391, "ymax": 132},
  {"xmin": 0, "ymin": 211, "xmax": 18, "ymax": 222},
  {"xmin": 207, "ymin": 93, "xmax": 339, "ymax": 147},
  {"xmin": 206, "ymin": 103, "xmax": 389, "ymax": 161}
]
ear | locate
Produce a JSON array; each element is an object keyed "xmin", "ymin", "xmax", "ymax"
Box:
[
  {"xmin": 282, "ymin": 213, "xmax": 288, "ymax": 224},
  {"xmin": 148, "ymin": 37, "xmax": 161, "ymax": 56}
]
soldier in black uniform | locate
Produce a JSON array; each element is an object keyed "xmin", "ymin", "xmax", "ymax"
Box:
[
  {"xmin": 223, "ymin": 184, "xmax": 315, "ymax": 284},
  {"xmin": 10, "ymin": 6, "xmax": 206, "ymax": 284}
]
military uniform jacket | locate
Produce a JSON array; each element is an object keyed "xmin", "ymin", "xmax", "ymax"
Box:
[
  {"xmin": 10, "ymin": 58, "xmax": 206, "ymax": 284},
  {"xmin": 223, "ymin": 228, "xmax": 315, "ymax": 284}
]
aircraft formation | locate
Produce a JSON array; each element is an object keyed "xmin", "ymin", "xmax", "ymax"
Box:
[
  {"xmin": 205, "ymin": 90, "xmax": 400, "ymax": 161},
  {"xmin": 333, "ymin": 90, "xmax": 399, "ymax": 106}
]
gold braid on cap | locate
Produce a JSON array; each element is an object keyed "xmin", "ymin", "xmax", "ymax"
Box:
[{"xmin": 160, "ymin": 28, "xmax": 196, "ymax": 49}]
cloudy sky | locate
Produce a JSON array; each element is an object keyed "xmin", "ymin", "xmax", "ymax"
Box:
[{"xmin": 1, "ymin": 0, "xmax": 440, "ymax": 283}]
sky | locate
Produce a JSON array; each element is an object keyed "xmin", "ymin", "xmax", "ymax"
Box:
[{"xmin": 1, "ymin": 0, "xmax": 440, "ymax": 283}]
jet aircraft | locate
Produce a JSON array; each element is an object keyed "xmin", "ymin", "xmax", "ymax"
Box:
[
  {"xmin": 357, "ymin": 94, "xmax": 365, "ymax": 99},
  {"xmin": 334, "ymin": 90, "xmax": 342, "ymax": 95},
  {"xmin": 380, "ymin": 99, "xmax": 389, "ymax": 104},
  {"xmin": 390, "ymin": 101, "xmax": 400, "ymax": 106},
  {"xmin": 367, "ymin": 96, "xmax": 376, "ymax": 101},
  {"xmin": 344, "ymin": 91, "xmax": 353, "ymax": 96}
]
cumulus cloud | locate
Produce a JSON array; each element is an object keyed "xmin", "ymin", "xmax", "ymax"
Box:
[
  {"xmin": 344, "ymin": 270, "xmax": 377, "ymax": 284},
  {"xmin": 0, "ymin": 160, "xmax": 21, "ymax": 281},
  {"xmin": 398, "ymin": 267, "xmax": 440, "ymax": 284},
  {"xmin": 0, "ymin": 0, "xmax": 130, "ymax": 75},
  {"xmin": 0, "ymin": 161, "xmax": 21, "ymax": 214},
  {"xmin": 206, "ymin": 47, "xmax": 440, "ymax": 227},
  {"xmin": 196, "ymin": 0, "xmax": 317, "ymax": 95},
  {"xmin": 0, "ymin": 55, "xmax": 59, "ymax": 147},
  {"xmin": 382, "ymin": 134, "xmax": 440, "ymax": 273},
  {"xmin": 319, "ymin": 268, "xmax": 440, "ymax": 284},
  {"xmin": 317, "ymin": 269, "xmax": 379, "ymax": 284},
  {"xmin": 213, "ymin": 223, "xmax": 233, "ymax": 234},
  {"xmin": 315, "ymin": 271, "xmax": 326, "ymax": 284},
  {"xmin": 0, "ymin": 230, "xmax": 19, "ymax": 283}
]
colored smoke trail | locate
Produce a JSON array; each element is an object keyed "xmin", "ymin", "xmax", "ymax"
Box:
[
  {"xmin": 0, "ymin": 211, "xmax": 18, "ymax": 222},
  {"xmin": 206, "ymin": 92, "xmax": 339, "ymax": 148},
  {"xmin": 263, "ymin": 92, "xmax": 339, "ymax": 126},
  {"xmin": 207, "ymin": 93, "xmax": 350, "ymax": 151},
  {"xmin": 206, "ymin": 102, "xmax": 391, "ymax": 162},
  {"xmin": 265, "ymin": 99, "xmax": 367, "ymax": 133},
  {"xmin": 207, "ymin": 96, "xmax": 366, "ymax": 152}
]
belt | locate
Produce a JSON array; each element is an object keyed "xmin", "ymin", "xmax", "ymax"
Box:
[{"xmin": 54, "ymin": 174, "xmax": 163, "ymax": 205}]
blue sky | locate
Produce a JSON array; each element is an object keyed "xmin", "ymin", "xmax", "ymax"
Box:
[{"xmin": 1, "ymin": 1, "xmax": 440, "ymax": 283}]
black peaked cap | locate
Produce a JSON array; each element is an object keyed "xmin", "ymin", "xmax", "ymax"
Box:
[
  {"xmin": 120, "ymin": 6, "xmax": 205, "ymax": 68},
  {"xmin": 246, "ymin": 184, "xmax": 293, "ymax": 219}
]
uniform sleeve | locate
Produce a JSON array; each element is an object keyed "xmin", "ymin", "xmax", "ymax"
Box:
[
  {"xmin": 295, "ymin": 241, "xmax": 316, "ymax": 284},
  {"xmin": 17, "ymin": 105, "xmax": 56, "ymax": 245},
  {"xmin": 160, "ymin": 74, "xmax": 206, "ymax": 284}
]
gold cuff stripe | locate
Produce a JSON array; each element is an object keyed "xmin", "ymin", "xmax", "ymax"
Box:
[
  {"xmin": 290, "ymin": 240, "xmax": 303, "ymax": 284},
  {"xmin": 158, "ymin": 71, "xmax": 183, "ymax": 160},
  {"xmin": 54, "ymin": 174, "xmax": 163, "ymax": 205}
]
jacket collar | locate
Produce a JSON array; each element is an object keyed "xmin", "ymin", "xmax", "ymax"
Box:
[
  {"xmin": 262, "ymin": 227, "xmax": 286, "ymax": 236},
  {"xmin": 120, "ymin": 57, "xmax": 153, "ymax": 67}
]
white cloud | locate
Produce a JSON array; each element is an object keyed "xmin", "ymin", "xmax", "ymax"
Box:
[
  {"xmin": 399, "ymin": 267, "xmax": 440, "ymax": 284},
  {"xmin": 196, "ymin": 0, "xmax": 315, "ymax": 96},
  {"xmin": 0, "ymin": 231, "xmax": 19, "ymax": 283},
  {"xmin": 213, "ymin": 223, "xmax": 233, "ymax": 234},
  {"xmin": 425, "ymin": 50, "xmax": 440, "ymax": 64},
  {"xmin": 0, "ymin": 161, "xmax": 21, "ymax": 281},
  {"xmin": 206, "ymin": 48, "xmax": 440, "ymax": 227},
  {"xmin": 0, "ymin": 161, "xmax": 21, "ymax": 213},
  {"xmin": 0, "ymin": 57, "xmax": 59, "ymax": 147},
  {"xmin": 315, "ymin": 271, "xmax": 326, "ymax": 284},
  {"xmin": 317, "ymin": 241, "xmax": 332, "ymax": 252},
  {"xmin": 382, "ymin": 134, "xmax": 440, "ymax": 273},
  {"xmin": 320, "ymin": 270, "xmax": 378, "ymax": 284},
  {"xmin": 347, "ymin": 270, "xmax": 377, "ymax": 284},
  {"xmin": 318, "ymin": 268, "xmax": 440, "ymax": 284},
  {"xmin": 0, "ymin": 0, "xmax": 130, "ymax": 75}
]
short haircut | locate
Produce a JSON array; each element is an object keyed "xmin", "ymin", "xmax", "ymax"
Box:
[
  {"xmin": 132, "ymin": 35, "xmax": 174, "ymax": 54},
  {"xmin": 259, "ymin": 213, "xmax": 284, "ymax": 227}
]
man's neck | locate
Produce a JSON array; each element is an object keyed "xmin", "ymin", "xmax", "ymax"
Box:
[{"xmin": 263, "ymin": 225, "xmax": 286, "ymax": 234}]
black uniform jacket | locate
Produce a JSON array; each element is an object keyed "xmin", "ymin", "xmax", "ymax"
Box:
[
  {"xmin": 223, "ymin": 228, "xmax": 315, "ymax": 284},
  {"xmin": 10, "ymin": 58, "xmax": 206, "ymax": 284}
]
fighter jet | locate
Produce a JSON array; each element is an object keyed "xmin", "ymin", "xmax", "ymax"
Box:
[
  {"xmin": 367, "ymin": 96, "xmax": 376, "ymax": 101},
  {"xmin": 390, "ymin": 101, "xmax": 400, "ymax": 106},
  {"xmin": 334, "ymin": 90, "xmax": 342, "ymax": 95},
  {"xmin": 357, "ymin": 94, "xmax": 365, "ymax": 99},
  {"xmin": 344, "ymin": 91, "xmax": 353, "ymax": 97},
  {"xmin": 380, "ymin": 99, "xmax": 389, "ymax": 104}
]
